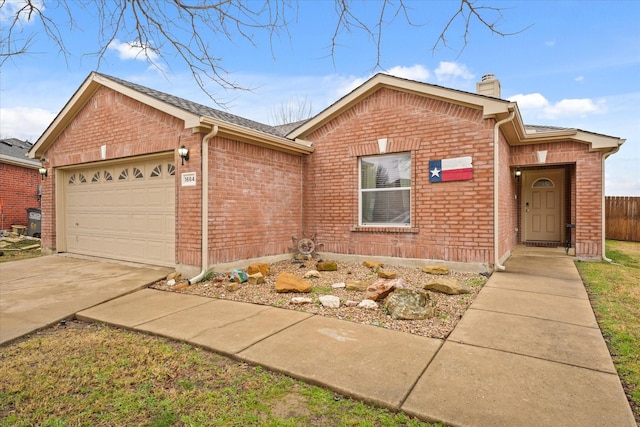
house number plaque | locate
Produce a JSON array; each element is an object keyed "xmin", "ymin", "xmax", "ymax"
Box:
[{"xmin": 181, "ymin": 172, "xmax": 197, "ymax": 187}]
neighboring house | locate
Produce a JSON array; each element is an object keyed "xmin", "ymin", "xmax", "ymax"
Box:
[
  {"xmin": 28, "ymin": 72, "xmax": 624, "ymax": 277},
  {"xmin": 0, "ymin": 138, "xmax": 42, "ymax": 231}
]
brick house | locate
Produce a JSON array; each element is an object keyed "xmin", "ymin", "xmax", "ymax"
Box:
[
  {"xmin": 0, "ymin": 138, "xmax": 42, "ymax": 233},
  {"xmin": 28, "ymin": 72, "xmax": 624, "ymax": 278}
]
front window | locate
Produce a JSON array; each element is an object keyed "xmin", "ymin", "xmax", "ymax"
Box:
[{"xmin": 359, "ymin": 152, "xmax": 411, "ymax": 226}]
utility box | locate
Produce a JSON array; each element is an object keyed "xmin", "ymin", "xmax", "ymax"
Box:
[{"xmin": 26, "ymin": 208, "xmax": 42, "ymax": 238}]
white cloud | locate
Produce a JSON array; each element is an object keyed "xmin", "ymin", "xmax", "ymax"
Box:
[
  {"xmin": 543, "ymin": 98, "xmax": 606, "ymax": 119},
  {"xmin": 509, "ymin": 93, "xmax": 606, "ymax": 119},
  {"xmin": 545, "ymin": 39, "xmax": 556, "ymax": 47},
  {"xmin": 434, "ymin": 61, "xmax": 475, "ymax": 84},
  {"xmin": 509, "ymin": 93, "xmax": 550, "ymax": 110},
  {"xmin": 575, "ymin": 76, "xmax": 584, "ymax": 82},
  {"xmin": 0, "ymin": 0, "xmax": 44, "ymax": 24},
  {"xmin": 108, "ymin": 39, "xmax": 159, "ymax": 61},
  {"xmin": 0, "ymin": 107, "xmax": 56, "ymax": 142},
  {"xmin": 384, "ymin": 64, "xmax": 430, "ymax": 81}
]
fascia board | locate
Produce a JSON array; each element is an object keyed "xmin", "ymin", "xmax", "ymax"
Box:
[
  {"xmin": 199, "ymin": 117, "xmax": 314, "ymax": 155},
  {"xmin": 0, "ymin": 154, "xmax": 41, "ymax": 169},
  {"xmin": 29, "ymin": 73, "xmax": 202, "ymax": 159},
  {"xmin": 29, "ymin": 74, "xmax": 100, "ymax": 159},
  {"xmin": 93, "ymin": 74, "xmax": 202, "ymax": 128}
]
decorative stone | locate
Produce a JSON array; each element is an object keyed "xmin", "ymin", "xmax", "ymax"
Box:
[
  {"xmin": 317, "ymin": 260, "xmax": 338, "ymax": 271},
  {"xmin": 167, "ymin": 279, "xmax": 176, "ymax": 287},
  {"xmin": 173, "ymin": 282, "xmax": 189, "ymax": 291},
  {"xmin": 385, "ymin": 289, "xmax": 436, "ymax": 320},
  {"xmin": 331, "ymin": 282, "xmax": 346, "ymax": 288},
  {"xmin": 364, "ymin": 278, "xmax": 406, "ymax": 301},
  {"xmin": 247, "ymin": 263, "xmax": 270, "ymax": 276},
  {"xmin": 377, "ymin": 270, "xmax": 397, "ymax": 279},
  {"xmin": 363, "ymin": 260, "xmax": 382, "ymax": 269},
  {"xmin": 422, "ymin": 265, "xmax": 450, "ymax": 275},
  {"xmin": 319, "ymin": 295, "xmax": 340, "ymax": 308},
  {"xmin": 357, "ymin": 299, "xmax": 378, "ymax": 309},
  {"xmin": 294, "ymin": 253, "xmax": 313, "ymax": 262},
  {"xmin": 423, "ymin": 278, "xmax": 471, "ymax": 295},
  {"xmin": 290, "ymin": 297, "xmax": 313, "ymax": 305},
  {"xmin": 344, "ymin": 300, "xmax": 359, "ymax": 307},
  {"xmin": 346, "ymin": 280, "xmax": 370, "ymax": 291},
  {"xmin": 248, "ymin": 272, "xmax": 265, "ymax": 285},
  {"xmin": 275, "ymin": 272, "xmax": 312, "ymax": 293},
  {"xmin": 226, "ymin": 282, "xmax": 240, "ymax": 292},
  {"xmin": 166, "ymin": 271, "xmax": 182, "ymax": 281},
  {"xmin": 304, "ymin": 270, "xmax": 321, "ymax": 279}
]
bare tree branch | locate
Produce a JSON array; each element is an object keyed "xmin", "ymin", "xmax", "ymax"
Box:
[{"xmin": 1, "ymin": 0, "xmax": 527, "ymax": 104}]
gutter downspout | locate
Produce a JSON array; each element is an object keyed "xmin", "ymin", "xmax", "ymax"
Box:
[
  {"xmin": 493, "ymin": 110, "xmax": 516, "ymax": 272},
  {"xmin": 189, "ymin": 125, "xmax": 219, "ymax": 285},
  {"xmin": 601, "ymin": 145, "xmax": 622, "ymax": 263}
]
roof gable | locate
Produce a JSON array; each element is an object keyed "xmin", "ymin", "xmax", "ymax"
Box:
[
  {"xmin": 29, "ymin": 72, "xmax": 313, "ymax": 159},
  {"xmin": 287, "ymin": 73, "xmax": 515, "ymax": 140}
]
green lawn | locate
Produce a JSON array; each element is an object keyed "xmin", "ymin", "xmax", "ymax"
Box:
[
  {"xmin": 0, "ymin": 322, "xmax": 441, "ymax": 426},
  {"xmin": 576, "ymin": 240, "xmax": 640, "ymax": 422}
]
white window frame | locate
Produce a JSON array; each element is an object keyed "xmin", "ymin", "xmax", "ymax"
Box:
[{"xmin": 358, "ymin": 152, "xmax": 411, "ymax": 227}]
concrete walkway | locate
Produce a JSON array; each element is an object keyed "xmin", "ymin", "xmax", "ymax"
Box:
[
  {"xmin": 70, "ymin": 247, "xmax": 634, "ymax": 426},
  {"xmin": 0, "ymin": 255, "xmax": 172, "ymax": 344}
]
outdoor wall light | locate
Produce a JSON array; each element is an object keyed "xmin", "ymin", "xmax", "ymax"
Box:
[
  {"xmin": 38, "ymin": 166, "xmax": 48, "ymax": 180},
  {"xmin": 177, "ymin": 145, "xmax": 189, "ymax": 165},
  {"xmin": 515, "ymin": 168, "xmax": 522, "ymax": 180}
]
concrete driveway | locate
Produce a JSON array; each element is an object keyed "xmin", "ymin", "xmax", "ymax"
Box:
[{"xmin": 0, "ymin": 255, "xmax": 172, "ymax": 345}]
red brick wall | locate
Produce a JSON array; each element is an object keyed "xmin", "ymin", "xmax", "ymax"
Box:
[
  {"xmin": 497, "ymin": 127, "xmax": 518, "ymax": 263},
  {"xmin": 207, "ymin": 137, "xmax": 303, "ymax": 264},
  {"xmin": 510, "ymin": 141, "xmax": 603, "ymax": 258},
  {"xmin": 302, "ymin": 87, "xmax": 495, "ymax": 265},
  {"xmin": 0, "ymin": 162, "xmax": 41, "ymax": 228},
  {"xmin": 41, "ymin": 86, "xmax": 201, "ymax": 263}
]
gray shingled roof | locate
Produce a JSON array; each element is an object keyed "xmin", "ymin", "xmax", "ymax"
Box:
[
  {"xmin": 0, "ymin": 138, "xmax": 39, "ymax": 164},
  {"xmin": 524, "ymin": 124, "xmax": 571, "ymax": 133},
  {"xmin": 97, "ymin": 73, "xmax": 290, "ymax": 138}
]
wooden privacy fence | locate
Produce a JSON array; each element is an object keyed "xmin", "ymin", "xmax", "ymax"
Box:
[{"xmin": 605, "ymin": 196, "xmax": 639, "ymax": 242}]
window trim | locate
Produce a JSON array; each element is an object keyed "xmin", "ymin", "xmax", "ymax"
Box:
[{"xmin": 358, "ymin": 152, "xmax": 412, "ymax": 227}]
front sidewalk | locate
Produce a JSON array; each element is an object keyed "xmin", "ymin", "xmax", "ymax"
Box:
[{"xmin": 76, "ymin": 247, "xmax": 636, "ymax": 426}]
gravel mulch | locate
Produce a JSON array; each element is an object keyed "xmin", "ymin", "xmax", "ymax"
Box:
[{"xmin": 150, "ymin": 258, "xmax": 488, "ymax": 340}]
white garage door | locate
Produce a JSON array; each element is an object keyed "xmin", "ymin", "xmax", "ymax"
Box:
[{"xmin": 64, "ymin": 156, "xmax": 175, "ymax": 266}]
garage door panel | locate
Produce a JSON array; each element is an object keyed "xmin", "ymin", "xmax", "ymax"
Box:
[{"xmin": 64, "ymin": 156, "xmax": 175, "ymax": 266}]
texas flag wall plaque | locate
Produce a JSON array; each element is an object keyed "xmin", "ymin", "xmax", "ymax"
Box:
[{"xmin": 429, "ymin": 156, "xmax": 473, "ymax": 182}]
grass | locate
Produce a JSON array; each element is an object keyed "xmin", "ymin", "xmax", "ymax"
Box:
[
  {"xmin": 575, "ymin": 240, "xmax": 640, "ymax": 422},
  {"xmin": 0, "ymin": 237, "xmax": 42, "ymax": 263},
  {"xmin": 0, "ymin": 323, "xmax": 443, "ymax": 426}
]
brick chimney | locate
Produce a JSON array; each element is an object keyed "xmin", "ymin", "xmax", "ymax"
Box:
[{"xmin": 476, "ymin": 74, "xmax": 501, "ymax": 98}]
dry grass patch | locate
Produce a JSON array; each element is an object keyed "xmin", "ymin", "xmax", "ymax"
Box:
[{"xmin": 0, "ymin": 322, "xmax": 442, "ymax": 426}]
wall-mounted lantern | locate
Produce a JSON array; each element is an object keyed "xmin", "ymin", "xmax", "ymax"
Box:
[
  {"xmin": 515, "ymin": 168, "xmax": 521, "ymax": 180},
  {"xmin": 177, "ymin": 145, "xmax": 189, "ymax": 165},
  {"xmin": 38, "ymin": 165, "xmax": 48, "ymax": 180}
]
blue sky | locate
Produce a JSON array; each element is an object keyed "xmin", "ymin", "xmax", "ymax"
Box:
[{"xmin": 1, "ymin": 0, "xmax": 638, "ymax": 195}]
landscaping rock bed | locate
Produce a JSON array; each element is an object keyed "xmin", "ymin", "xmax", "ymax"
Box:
[{"xmin": 151, "ymin": 258, "xmax": 488, "ymax": 339}]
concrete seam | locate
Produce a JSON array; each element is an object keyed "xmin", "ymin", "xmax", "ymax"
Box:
[
  {"xmin": 467, "ymin": 307, "xmax": 600, "ymax": 329},
  {"xmin": 397, "ymin": 338, "xmax": 445, "ymax": 408}
]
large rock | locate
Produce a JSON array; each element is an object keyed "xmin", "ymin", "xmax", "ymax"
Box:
[
  {"xmin": 166, "ymin": 271, "xmax": 182, "ymax": 281},
  {"xmin": 422, "ymin": 265, "xmax": 449, "ymax": 275},
  {"xmin": 377, "ymin": 270, "xmax": 397, "ymax": 279},
  {"xmin": 363, "ymin": 260, "xmax": 383, "ymax": 270},
  {"xmin": 275, "ymin": 272, "xmax": 312, "ymax": 293},
  {"xmin": 319, "ymin": 295, "xmax": 340, "ymax": 308},
  {"xmin": 317, "ymin": 260, "xmax": 338, "ymax": 271},
  {"xmin": 423, "ymin": 278, "xmax": 471, "ymax": 295},
  {"xmin": 248, "ymin": 263, "xmax": 270, "ymax": 276},
  {"xmin": 385, "ymin": 289, "xmax": 436, "ymax": 320},
  {"xmin": 346, "ymin": 280, "xmax": 370, "ymax": 291},
  {"xmin": 363, "ymin": 278, "xmax": 406, "ymax": 301},
  {"xmin": 303, "ymin": 270, "xmax": 320, "ymax": 279},
  {"xmin": 248, "ymin": 272, "xmax": 265, "ymax": 285},
  {"xmin": 357, "ymin": 299, "xmax": 379, "ymax": 309}
]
